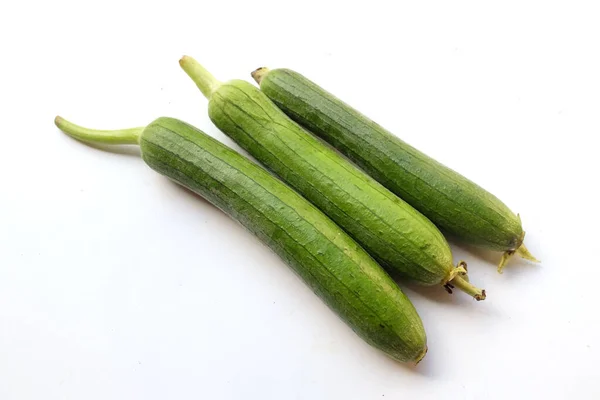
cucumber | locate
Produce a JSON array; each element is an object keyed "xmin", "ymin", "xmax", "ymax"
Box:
[
  {"xmin": 55, "ymin": 115, "xmax": 428, "ymax": 363},
  {"xmin": 252, "ymin": 67, "xmax": 539, "ymax": 273},
  {"xmin": 180, "ymin": 56, "xmax": 484, "ymax": 299}
]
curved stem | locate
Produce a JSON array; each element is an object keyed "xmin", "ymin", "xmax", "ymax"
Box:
[
  {"xmin": 517, "ymin": 243, "xmax": 539, "ymax": 262},
  {"xmin": 55, "ymin": 116, "xmax": 143, "ymax": 145},
  {"xmin": 251, "ymin": 67, "xmax": 270, "ymax": 85},
  {"xmin": 497, "ymin": 251, "xmax": 512, "ymax": 274},
  {"xmin": 179, "ymin": 56, "xmax": 222, "ymax": 99}
]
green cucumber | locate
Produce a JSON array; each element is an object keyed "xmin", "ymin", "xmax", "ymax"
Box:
[
  {"xmin": 252, "ymin": 67, "xmax": 539, "ymax": 273},
  {"xmin": 180, "ymin": 56, "xmax": 484, "ymax": 299},
  {"xmin": 55, "ymin": 115, "xmax": 428, "ymax": 363}
]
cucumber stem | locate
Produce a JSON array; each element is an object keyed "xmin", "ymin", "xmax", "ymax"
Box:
[
  {"xmin": 450, "ymin": 275, "xmax": 487, "ymax": 301},
  {"xmin": 55, "ymin": 116, "xmax": 143, "ymax": 145},
  {"xmin": 179, "ymin": 56, "xmax": 222, "ymax": 99},
  {"xmin": 443, "ymin": 261, "xmax": 486, "ymax": 301},
  {"xmin": 251, "ymin": 67, "xmax": 270, "ymax": 85},
  {"xmin": 497, "ymin": 243, "xmax": 540, "ymax": 273}
]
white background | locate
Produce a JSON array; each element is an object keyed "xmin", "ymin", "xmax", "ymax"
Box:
[{"xmin": 1, "ymin": 1, "xmax": 599, "ymax": 399}]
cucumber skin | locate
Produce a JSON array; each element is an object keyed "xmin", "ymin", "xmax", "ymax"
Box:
[
  {"xmin": 208, "ymin": 81, "xmax": 454, "ymax": 286},
  {"xmin": 139, "ymin": 117, "xmax": 426, "ymax": 363},
  {"xmin": 259, "ymin": 69, "xmax": 523, "ymax": 252}
]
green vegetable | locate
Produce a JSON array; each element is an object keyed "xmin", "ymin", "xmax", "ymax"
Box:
[
  {"xmin": 55, "ymin": 115, "xmax": 428, "ymax": 363},
  {"xmin": 180, "ymin": 56, "xmax": 484, "ymax": 299},
  {"xmin": 252, "ymin": 67, "xmax": 539, "ymax": 273}
]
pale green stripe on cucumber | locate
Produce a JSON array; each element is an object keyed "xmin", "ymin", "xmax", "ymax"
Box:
[
  {"xmin": 55, "ymin": 115, "xmax": 427, "ymax": 364},
  {"xmin": 252, "ymin": 67, "xmax": 539, "ymax": 273},
  {"xmin": 180, "ymin": 56, "xmax": 484, "ymax": 299}
]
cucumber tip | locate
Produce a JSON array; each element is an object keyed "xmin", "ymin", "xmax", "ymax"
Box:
[
  {"xmin": 179, "ymin": 55, "xmax": 191, "ymax": 67},
  {"xmin": 251, "ymin": 67, "xmax": 269, "ymax": 84},
  {"xmin": 414, "ymin": 346, "xmax": 428, "ymax": 365}
]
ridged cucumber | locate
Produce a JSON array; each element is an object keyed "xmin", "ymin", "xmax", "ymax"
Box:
[
  {"xmin": 55, "ymin": 115, "xmax": 427, "ymax": 363},
  {"xmin": 180, "ymin": 56, "xmax": 484, "ymax": 299},
  {"xmin": 252, "ymin": 67, "xmax": 538, "ymax": 272}
]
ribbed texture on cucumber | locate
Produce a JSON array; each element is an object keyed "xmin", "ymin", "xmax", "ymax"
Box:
[
  {"xmin": 208, "ymin": 81, "xmax": 454, "ymax": 285},
  {"xmin": 260, "ymin": 69, "xmax": 523, "ymax": 251},
  {"xmin": 139, "ymin": 117, "xmax": 426, "ymax": 363}
]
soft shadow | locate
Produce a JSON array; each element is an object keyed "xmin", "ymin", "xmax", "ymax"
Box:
[
  {"xmin": 166, "ymin": 179, "xmax": 215, "ymax": 209},
  {"xmin": 401, "ymin": 358, "xmax": 439, "ymax": 378},
  {"xmin": 391, "ymin": 343, "xmax": 444, "ymax": 378},
  {"xmin": 367, "ymin": 346, "xmax": 440, "ymax": 378},
  {"xmin": 411, "ymin": 352, "xmax": 441, "ymax": 378}
]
